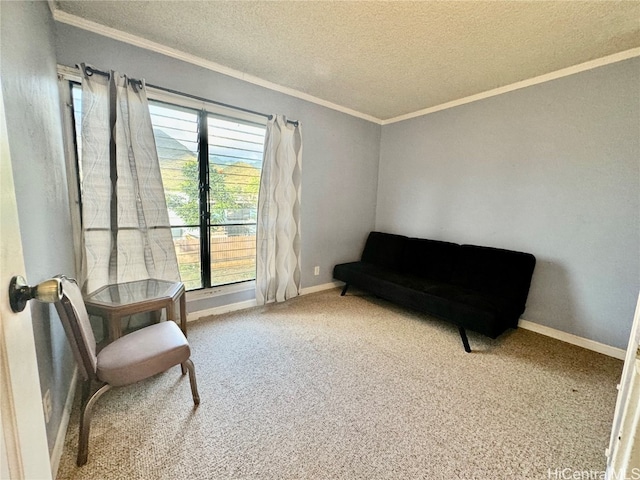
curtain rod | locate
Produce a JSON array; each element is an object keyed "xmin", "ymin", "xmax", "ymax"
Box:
[{"xmin": 82, "ymin": 65, "xmax": 299, "ymax": 127}]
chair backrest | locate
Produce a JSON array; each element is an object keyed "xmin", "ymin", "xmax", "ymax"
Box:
[{"xmin": 54, "ymin": 276, "xmax": 98, "ymax": 382}]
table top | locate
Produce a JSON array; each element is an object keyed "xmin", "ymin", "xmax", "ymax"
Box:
[{"xmin": 84, "ymin": 279, "xmax": 184, "ymax": 308}]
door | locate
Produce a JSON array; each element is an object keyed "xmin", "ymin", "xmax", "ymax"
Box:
[
  {"xmin": 0, "ymin": 80, "xmax": 52, "ymax": 478},
  {"xmin": 606, "ymin": 292, "xmax": 640, "ymax": 478}
]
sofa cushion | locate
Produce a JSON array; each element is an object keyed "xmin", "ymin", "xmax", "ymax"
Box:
[
  {"xmin": 452, "ymin": 245, "xmax": 536, "ymax": 310},
  {"xmin": 333, "ymin": 261, "xmax": 395, "ymax": 284},
  {"xmin": 333, "ymin": 261, "xmax": 453, "ymax": 319},
  {"xmin": 360, "ymin": 232, "xmax": 407, "ymax": 270},
  {"xmin": 401, "ymin": 237, "xmax": 460, "ymax": 282},
  {"xmin": 334, "ymin": 262, "xmax": 442, "ymax": 293}
]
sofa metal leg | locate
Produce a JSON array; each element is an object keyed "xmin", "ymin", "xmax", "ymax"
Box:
[
  {"xmin": 340, "ymin": 284, "xmax": 349, "ymax": 296},
  {"xmin": 458, "ymin": 327, "xmax": 471, "ymax": 353}
]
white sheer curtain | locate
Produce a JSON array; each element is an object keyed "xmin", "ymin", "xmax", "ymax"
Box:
[
  {"xmin": 78, "ymin": 66, "xmax": 179, "ymax": 294},
  {"xmin": 256, "ymin": 115, "xmax": 302, "ymax": 305}
]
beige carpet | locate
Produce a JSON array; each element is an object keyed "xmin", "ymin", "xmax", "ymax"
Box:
[{"xmin": 56, "ymin": 288, "xmax": 622, "ymax": 479}]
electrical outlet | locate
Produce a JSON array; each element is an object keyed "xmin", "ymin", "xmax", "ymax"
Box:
[
  {"xmin": 43, "ymin": 389, "xmax": 52, "ymax": 424},
  {"xmin": 314, "ymin": 266, "xmax": 320, "ymax": 276}
]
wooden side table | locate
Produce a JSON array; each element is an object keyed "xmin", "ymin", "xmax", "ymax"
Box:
[{"xmin": 83, "ymin": 278, "xmax": 187, "ymax": 344}]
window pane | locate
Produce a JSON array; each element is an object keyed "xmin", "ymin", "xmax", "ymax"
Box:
[
  {"xmin": 71, "ymin": 84, "xmax": 84, "ymax": 184},
  {"xmin": 208, "ymin": 116, "xmax": 265, "ymax": 285},
  {"xmin": 173, "ymin": 227, "xmax": 202, "ymax": 290},
  {"xmin": 210, "ymin": 225, "xmax": 257, "ymax": 286},
  {"xmin": 150, "ymin": 101, "xmax": 202, "ymax": 289}
]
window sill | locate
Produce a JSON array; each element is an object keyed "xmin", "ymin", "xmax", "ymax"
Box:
[{"xmin": 185, "ymin": 281, "xmax": 255, "ymax": 303}]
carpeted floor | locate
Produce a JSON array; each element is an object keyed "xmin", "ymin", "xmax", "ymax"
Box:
[{"xmin": 56, "ymin": 288, "xmax": 623, "ymax": 479}]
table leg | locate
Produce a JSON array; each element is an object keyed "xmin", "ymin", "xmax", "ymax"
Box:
[{"xmin": 165, "ymin": 300, "xmax": 176, "ymax": 334}]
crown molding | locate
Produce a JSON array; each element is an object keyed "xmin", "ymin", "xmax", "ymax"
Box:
[
  {"xmin": 53, "ymin": 10, "xmax": 383, "ymax": 125},
  {"xmin": 54, "ymin": 9, "xmax": 640, "ymax": 127},
  {"xmin": 382, "ymin": 47, "xmax": 640, "ymax": 125}
]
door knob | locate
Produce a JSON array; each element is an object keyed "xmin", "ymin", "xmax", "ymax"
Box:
[{"xmin": 8, "ymin": 275, "xmax": 62, "ymax": 313}]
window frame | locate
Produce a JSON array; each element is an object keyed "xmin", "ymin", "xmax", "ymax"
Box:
[{"xmin": 62, "ymin": 66, "xmax": 267, "ymax": 295}]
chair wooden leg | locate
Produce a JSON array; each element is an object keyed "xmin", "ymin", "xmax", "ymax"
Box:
[
  {"xmin": 78, "ymin": 383, "xmax": 111, "ymax": 466},
  {"xmin": 183, "ymin": 359, "xmax": 200, "ymax": 406}
]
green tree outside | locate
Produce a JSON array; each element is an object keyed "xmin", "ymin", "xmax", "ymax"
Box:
[{"xmin": 166, "ymin": 158, "xmax": 261, "ymax": 226}]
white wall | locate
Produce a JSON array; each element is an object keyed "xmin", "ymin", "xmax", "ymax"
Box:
[
  {"xmin": 55, "ymin": 23, "xmax": 382, "ymax": 311},
  {"xmin": 377, "ymin": 58, "xmax": 640, "ymax": 349}
]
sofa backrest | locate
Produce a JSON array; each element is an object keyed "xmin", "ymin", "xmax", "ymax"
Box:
[
  {"xmin": 400, "ymin": 238, "xmax": 460, "ymax": 282},
  {"xmin": 452, "ymin": 245, "xmax": 536, "ymax": 307},
  {"xmin": 361, "ymin": 232, "xmax": 407, "ymax": 270},
  {"xmin": 360, "ymin": 232, "xmax": 536, "ymax": 311}
]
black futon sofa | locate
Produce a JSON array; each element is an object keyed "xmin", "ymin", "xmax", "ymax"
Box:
[{"xmin": 333, "ymin": 232, "xmax": 536, "ymax": 352}]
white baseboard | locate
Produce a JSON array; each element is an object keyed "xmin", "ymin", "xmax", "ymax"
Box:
[
  {"xmin": 187, "ymin": 299, "xmax": 258, "ymax": 322},
  {"xmin": 50, "ymin": 367, "xmax": 78, "ymax": 479},
  {"xmin": 519, "ymin": 319, "xmax": 626, "ymax": 360},
  {"xmin": 299, "ymin": 281, "xmax": 344, "ymax": 296}
]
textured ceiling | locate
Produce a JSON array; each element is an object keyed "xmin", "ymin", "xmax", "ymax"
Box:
[{"xmin": 54, "ymin": 1, "xmax": 640, "ymax": 121}]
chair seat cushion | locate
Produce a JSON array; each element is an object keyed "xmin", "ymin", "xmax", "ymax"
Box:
[{"xmin": 97, "ymin": 321, "xmax": 190, "ymax": 387}]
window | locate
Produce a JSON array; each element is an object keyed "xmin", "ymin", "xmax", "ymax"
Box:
[{"xmin": 71, "ymin": 84, "xmax": 267, "ymax": 291}]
